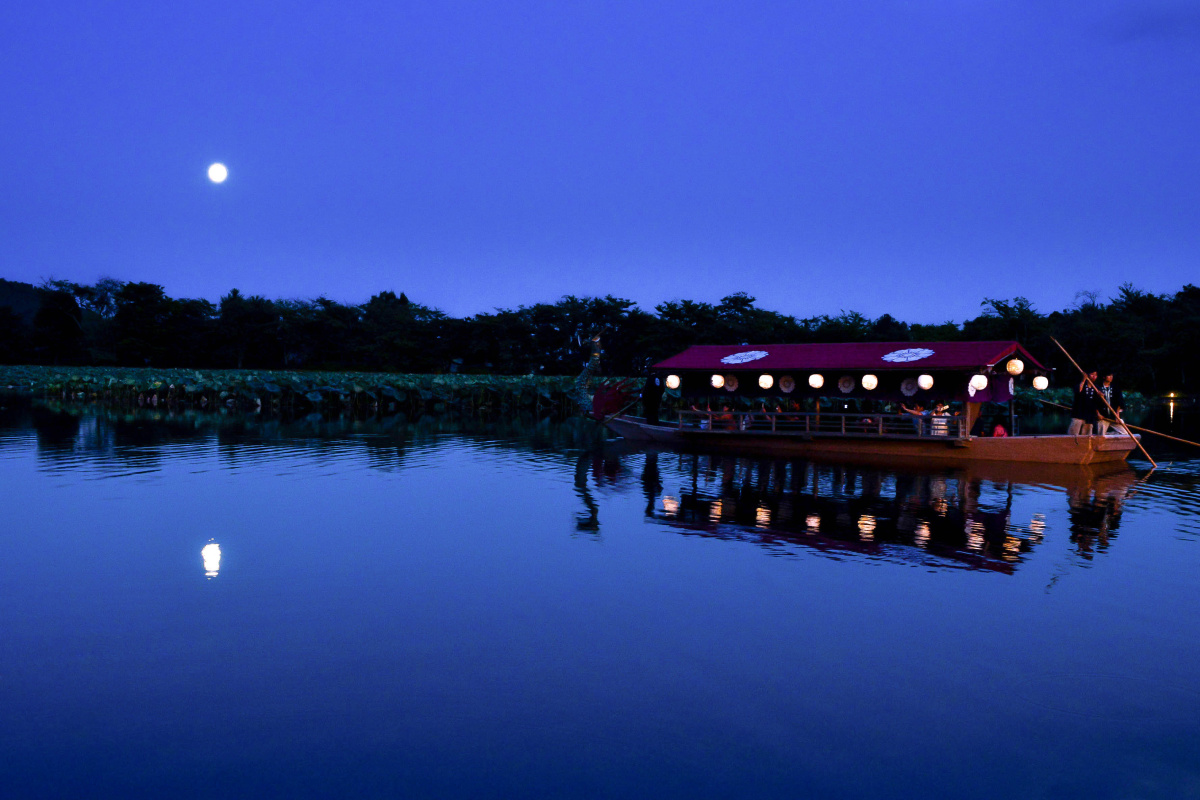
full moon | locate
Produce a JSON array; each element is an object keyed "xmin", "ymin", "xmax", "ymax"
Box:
[{"xmin": 207, "ymin": 163, "xmax": 228, "ymax": 183}]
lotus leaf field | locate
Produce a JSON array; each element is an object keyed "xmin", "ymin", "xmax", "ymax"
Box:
[{"xmin": 0, "ymin": 365, "xmax": 632, "ymax": 417}]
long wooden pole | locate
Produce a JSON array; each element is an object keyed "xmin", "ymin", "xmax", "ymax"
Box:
[
  {"xmin": 1050, "ymin": 337, "xmax": 1157, "ymax": 467},
  {"xmin": 1036, "ymin": 398, "xmax": 1200, "ymax": 450},
  {"xmin": 600, "ymin": 398, "xmax": 640, "ymax": 425}
]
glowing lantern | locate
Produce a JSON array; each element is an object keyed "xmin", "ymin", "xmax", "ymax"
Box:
[
  {"xmin": 711, "ymin": 374, "xmax": 724, "ymax": 389},
  {"xmin": 918, "ymin": 374, "xmax": 934, "ymax": 391},
  {"xmin": 808, "ymin": 374, "xmax": 824, "ymax": 389},
  {"xmin": 665, "ymin": 374, "xmax": 681, "ymax": 390},
  {"xmin": 861, "ymin": 374, "xmax": 878, "ymax": 390},
  {"xmin": 1007, "ymin": 359, "xmax": 1024, "ymax": 375},
  {"xmin": 970, "ymin": 374, "xmax": 989, "ymax": 392},
  {"xmin": 759, "ymin": 374, "xmax": 774, "ymax": 390},
  {"xmin": 1032, "ymin": 375, "xmax": 1049, "ymax": 391}
]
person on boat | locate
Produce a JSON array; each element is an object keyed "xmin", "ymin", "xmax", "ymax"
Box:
[
  {"xmin": 715, "ymin": 403, "xmax": 736, "ymax": 430},
  {"xmin": 900, "ymin": 402, "xmax": 928, "ymax": 435},
  {"xmin": 930, "ymin": 402, "xmax": 950, "ymax": 436},
  {"xmin": 1095, "ymin": 372, "xmax": 1125, "ymax": 436},
  {"xmin": 1068, "ymin": 370, "xmax": 1100, "ymax": 436},
  {"xmin": 970, "ymin": 413, "xmax": 989, "ymax": 437},
  {"xmin": 641, "ymin": 371, "xmax": 664, "ymax": 426}
]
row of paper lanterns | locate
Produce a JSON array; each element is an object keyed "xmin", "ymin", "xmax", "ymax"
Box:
[{"xmin": 665, "ymin": 360, "xmax": 1048, "ymax": 393}]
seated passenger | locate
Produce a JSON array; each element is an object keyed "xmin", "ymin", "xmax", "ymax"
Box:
[
  {"xmin": 715, "ymin": 403, "xmax": 736, "ymax": 430},
  {"xmin": 930, "ymin": 402, "xmax": 950, "ymax": 436},
  {"xmin": 970, "ymin": 414, "xmax": 989, "ymax": 437}
]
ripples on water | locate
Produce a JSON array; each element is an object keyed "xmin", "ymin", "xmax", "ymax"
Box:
[{"xmin": 7, "ymin": 400, "xmax": 1200, "ymax": 566}]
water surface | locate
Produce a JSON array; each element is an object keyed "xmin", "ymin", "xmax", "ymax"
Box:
[{"xmin": 2, "ymin": 404, "xmax": 1199, "ymax": 799}]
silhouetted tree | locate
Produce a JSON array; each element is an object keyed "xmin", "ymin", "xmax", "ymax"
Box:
[{"xmin": 33, "ymin": 286, "xmax": 85, "ymax": 364}]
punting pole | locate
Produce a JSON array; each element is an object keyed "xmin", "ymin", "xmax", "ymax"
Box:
[
  {"xmin": 1051, "ymin": 337, "xmax": 1157, "ymax": 467},
  {"xmin": 1037, "ymin": 398, "xmax": 1200, "ymax": 451},
  {"xmin": 600, "ymin": 399, "xmax": 640, "ymax": 425}
]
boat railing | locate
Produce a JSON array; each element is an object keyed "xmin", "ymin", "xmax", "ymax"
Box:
[{"xmin": 675, "ymin": 410, "xmax": 968, "ymax": 439}]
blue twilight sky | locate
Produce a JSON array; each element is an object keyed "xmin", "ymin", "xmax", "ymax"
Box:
[{"xmin": 2, "ymin": 0, "xmax": 1198, "ymax": 322}]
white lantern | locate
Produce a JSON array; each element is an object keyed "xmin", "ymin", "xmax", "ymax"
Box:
[
  {"xmin": 861, "ymin": 374, "xmax": 878, "ymax": 390},
  {"xmin": 1032, "ymin": 375, "xmax": 1049, "ymax": 391},
  {"xmin": 917, "ymin": 374, "xmax": 934, "ymax": 391},
  {"xmin": 808, "ymin": 374, "xmax": 824, "ymax": 389},
  {"xmin": 1007, "ymin": 359, "xmax": 1024, "ymax": 375},
  {"xmin": 665, "ymin": 374, "xmax": 681, "ymax": 390},
  {"xmin": 970, "ymin": 374, "xmax": 989, "ymax": 392},
  {"xmin": 711, "ymin": 374, "xmax": 724, "ymax": 389},
  {"xmin": 758, "ymin": 374, "xmax": 774, "ymax": 390}
]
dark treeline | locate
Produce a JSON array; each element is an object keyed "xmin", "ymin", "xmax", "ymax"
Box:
[{"xmin": 1, "ymin": 277, "xmax": 1197, "ymax": 394}]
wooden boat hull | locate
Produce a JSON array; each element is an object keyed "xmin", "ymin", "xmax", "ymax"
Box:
[{"xmin": 605, "ymin": 415, "xmax": 1139, "ymax": 465}]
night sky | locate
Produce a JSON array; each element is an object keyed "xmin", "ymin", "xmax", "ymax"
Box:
[{"xmin": 3, "ymin": 1, "xmax": 1198, "ymax": 322}]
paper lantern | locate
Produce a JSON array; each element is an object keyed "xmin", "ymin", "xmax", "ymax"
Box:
[
  {"xmin": 808, "ymin": 373, "xmax": 824, "ymax": 389},
  {"xmin": 665, "ymin": 374, "xmax": 681, "ymax": 390},
  {"xmin": 1032, "ymin": 375, "xmax": 1049, "ymax": 391},
  {"xmin": 779, "ymin": 375, "xmax": 796, "ymax": 394},
  {"xmin": 970, "ymin": 374, "xmax": 989, "ymax": 392},
  {"xmin": 861, "ymin": 374, "xmax": 878, "ymax": 391},
  {"xmin": 725, "ymin": 376, "xmax": 738, "ymax": 392},
  {"xmin": 1007, "ymin": 359, "xmax": 1024, "ymax": 375},
  {"xmin": 759, "ymin": 374, "xmax": 774, "ymax": 390},
  {"xmin": 917, "ymin": 374, "xmax": 934, "ymax": 391},
  {"xmin": 711, "ymin": 374, "xmax": 724, "ymax": 389}
]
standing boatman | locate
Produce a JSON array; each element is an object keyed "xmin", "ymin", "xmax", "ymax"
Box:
[
  {"xmin": 1096, "ymin": 372, "xmax": 1125, "ymax": 436},
  {"xmin": 1068, "ymin": 369, "xmax": 1100, "ymax": 435},
  {"xmin": 641, "ymin": 369, "xmax": 664, "ymax": 426}
]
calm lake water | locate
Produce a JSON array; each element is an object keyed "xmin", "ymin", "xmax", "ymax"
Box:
[{"xmin": 3, "ymin": 402, "xmax": 1200, "ymax": 799}]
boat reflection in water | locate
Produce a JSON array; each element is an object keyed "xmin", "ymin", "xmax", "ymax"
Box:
[{"xmin": 622, "ymin": 448, "xmax": 1140, "ymax": 573}]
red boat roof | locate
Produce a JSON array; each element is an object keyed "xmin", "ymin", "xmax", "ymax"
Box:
[{"xmin": 653, "ymin": 341, "xmax": 1045, "ymax": 373}]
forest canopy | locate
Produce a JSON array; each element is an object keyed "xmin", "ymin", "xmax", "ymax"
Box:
[{"xmin": 1, "ymin": 277, "xmax": 1197, "ymax": 395}]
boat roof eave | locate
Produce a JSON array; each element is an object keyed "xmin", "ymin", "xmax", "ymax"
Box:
[{"xmin": 652, "ymin": 341, "xmax": 1049, "ymax": 374}]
